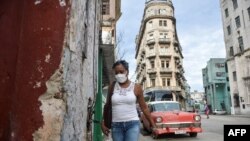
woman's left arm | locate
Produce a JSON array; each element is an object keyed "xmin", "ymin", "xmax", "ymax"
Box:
[{"xmin": 135, "ymin": 84, "xmax": 156, "ymax": 129}]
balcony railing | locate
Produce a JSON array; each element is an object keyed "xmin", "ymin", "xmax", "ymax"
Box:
[
  {"xmin": 159, "ymin": 51, "xmax": 171, "ymax": 57},
  {"xmin": 173, "ymin": 39, "xmax": 178, "ymax": 45},
  {"xmin": 159, "ymin": 68, "xmax": 172, "ymax": 73},
  {"xmin": 144, "ymin": 86, "xmax": 182, "ymax": 93},
  {"xmin": 146, "ymin": 52, "xmax": 156, "ymax": 58},
  {"xmin": 147, "ymin": 38, "xmax": 156, "ymax": 45},
  {"xmin": 159, "ymin": 38, "xmax": 171, "ymax": 44},
  {"xmin": 142, "ymin": 60, "xmax": 146, "ymax": 66},
  {"xmin": 147, "ymin": 68, "xmax": 157, "ymax": 74}
]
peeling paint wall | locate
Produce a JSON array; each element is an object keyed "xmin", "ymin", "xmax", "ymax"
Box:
[
  {"xmin": 0, "ymin": 0, "xmax": 101, "ymax": 140},
  {"xmin": 60, "ymin": 0, "xmax": 100, "ymax": 140}
]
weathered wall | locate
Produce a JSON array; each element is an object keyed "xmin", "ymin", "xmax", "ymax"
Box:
[
  {"xmin": 0, "ymin": 0, "xmax": 100, "ymax": 140},
  {"xmin": 59, "ymin": 0, "xmax": 100, "ymax": 140},
  {"xmin": 0, "ymin": 0, "xmax": 23, "ymax": 140},
  {"xmin": 0, "ymin": 0, "xmax": 68, "ymax": 140}
]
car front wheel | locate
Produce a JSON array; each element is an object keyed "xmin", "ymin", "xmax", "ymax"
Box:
[{"xmin": 189, "ymin": 132, "xmax": 197, "ymax": 137}]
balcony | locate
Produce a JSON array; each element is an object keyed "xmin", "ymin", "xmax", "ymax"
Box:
[
  {"xmin": 144, "ymin": 86, "xmax": 182, "ymax": 93},
  {"xmin": 147, "ymin": 68, "xmax": 157, "ymax": 74},
  {"xmin": 174, "ymin": 55, "xmax": 180, "ymax": 59},
  {"xmin": 141, "ymin": 60, "xmax": 146, "ymax": 66},
  {"xmin": 159, "ymin": 38, "xmax": 171, "ymax": 44},
  {"xmin": 146, "ymin": 52, "xmax": 156, "ymax": 58},
  {"xmin": 141, "ymin": 49, "xmax": 146, "ymax": 57},
  {"xmin": 147, "ymin": 38, "xmax": 156, "ymax": 45},
  {"xmin": 160, "ymin": 68, "xmax": 172, "ymax": 73},
  {"xmin": 159, "ymin": 51, "xmax": 171, "ymax": 57},
  {"xmin": 173, "ymin": 39, "xmax": 178, "ymax": 45}
]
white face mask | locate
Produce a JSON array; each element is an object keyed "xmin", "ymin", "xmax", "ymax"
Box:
[{"xmin": 115, "ymin": 73, "xmax": 127, "ymax": 83}]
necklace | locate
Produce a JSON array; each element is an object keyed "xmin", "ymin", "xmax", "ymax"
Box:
[{"xmin": 117, "ymin": 82, "xmax": 133, "ymax": 96}]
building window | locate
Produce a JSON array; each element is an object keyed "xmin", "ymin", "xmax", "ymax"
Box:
[
  {"xmin": 227, "ymin": 25, "xmax": 231, "ymax": 35},
  {"xmin": 248, "ymin": 7, "xmax": 250, "ymax": 20},
  {"xmin": 151, "ymin": 79, "xmax": 155, "ymax": 87},
  {"xmin": 215, "ymin": 63, "xmax": 225, "ymax": 68},
  {"xmin": 162, "ymin": 78, "xmax": 166, "ymax": 86},
  {"xmin": 166, "ymin": 61, "xmax": 169, "ymax": 68},
  {"xmin": 229, "ymin": 46, "xmax": 234, "ymax": 56},
  {"xmin": 159, "ymin": 32, "xmax": 168, "ymax": 38},
  {"xmin": 159, "ymin": 20, "xmax": 167, "ymax": 26},
  {"xmin": 225, "ymin": 8, "xmax": 229, "ymax": 17},
  {"xmin": 238, "ymin": 36, "xmax": 244, "ymax": 52},
  {"xmin": 148, "ymin": 33, "xmax": 154, "ymax": 39},
  {"xmin": 102, "ymin": 0, "xmax": 110, "ymax": 15},
  {"xmin": 167, "ymin": 78, "xmax": 171, "ymax": 86},
  {"xmin": 159, "ymin": 9, "xmax": 167, "ymax": 15},
  {"xmin": 233, "ymin": 71, "xmax": 237, "ymax": 81},
  {"xmin": 235, "ymin": 16, "xmax": 241, "ymax": 28},
  {"xmin": 234, "ymin": 94, "xmax": 240, "ymax": 107},
  {"xmin": 159, "ymin": 20, "xmax": 162, "ymax": 26},
  {"xmin": 148, "ymin": 21, "xmax": 153, "ymax": 28},
  {"xmin": 163, "ymin": 20, "xmax": 167, "ymax": 26},
  {"xmin": 216, "ymin": 72, "xmax": 225, "ymax": 77},
  {"xmin": 149, "ymin": 44, "xmax": 154, "ymax": 50},
  {"xmin": 232, "ymin": 0, "xmax": 238, "ymax": 9},
  {"xmin": 150, "ymin": 60, "xmax": 155, "ymax": 68},
  {"xmin": 161, "ymin": 60, "xmax": 169, "ymax": 68},
  {"xmin": 161, "ymin": 61, "xmax": 165, "ymax": 68}
]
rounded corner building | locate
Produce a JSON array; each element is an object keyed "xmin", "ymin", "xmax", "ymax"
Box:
[{"xmin": 135, "ymin": 0, "xmax": 187, "ymax": 107}]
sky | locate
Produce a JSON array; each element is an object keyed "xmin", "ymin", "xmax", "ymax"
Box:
[{"xmin": 116, "ymin": 0, "xmax": 226, "ymax": 92}]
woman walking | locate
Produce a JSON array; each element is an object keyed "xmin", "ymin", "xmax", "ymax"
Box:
[{"xmin": 101, "ymin": 60, "xmax": 156, "ymax": 141}]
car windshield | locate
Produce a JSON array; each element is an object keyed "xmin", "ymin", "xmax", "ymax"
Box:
[{"xmin": 152, "ymin": 103, "xmax": 180, "ymax": 112}]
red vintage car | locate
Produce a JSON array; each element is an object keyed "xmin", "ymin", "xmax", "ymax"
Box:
[{"xmin": 141, "ymin": 101, "xmax": 202, "ymax": 138}]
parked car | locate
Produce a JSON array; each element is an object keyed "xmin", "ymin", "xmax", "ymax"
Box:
[
  {"xmin": 140, "ymin": 101, "xmax": 202, "ymax": 139},
  {"xmin": 213, "ymin": 109, "xmax": 226, "ymax": 115}
]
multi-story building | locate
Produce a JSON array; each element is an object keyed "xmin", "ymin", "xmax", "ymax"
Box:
[
  {"xmin": 219, "ymin": 0, "xmax": 250, "ymax": 115},
  {"xmin": 202, "ymin": 58, "xmax": 231, "ymax": 114},
  {"xmin": 184, "ymin": 82, "xmax": 194, "ymax": 112},
  {"xmin": 191, "ymin": 90, "xmax": 205, "ymax": 104},
  {"xmin": 101, "ymin": 0, "xmax": 122, "ymax": 86},
  {"xmin": 135, "ymin": 0, "xmax": 186, "ymax": 107},
  {"xmin": 190, "ymin": 90, "xmax": 205, "ymax": 112}
]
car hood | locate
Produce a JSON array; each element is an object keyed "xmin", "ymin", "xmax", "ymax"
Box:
[{"xmin": 151, "ymin": 111, "xmax": 197, "ymax": 123}]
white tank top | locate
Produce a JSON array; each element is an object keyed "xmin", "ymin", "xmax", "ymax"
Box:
[{"xmin": 112, "ymin": 82, "xmax": 139, "ymax": 122}]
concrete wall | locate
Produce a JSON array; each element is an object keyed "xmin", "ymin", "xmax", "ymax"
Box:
[
  {"xmin": 220, "ymin": 0, "xmax": 250, "ymax": 115},
  {"xmin": 0, "ymin": 0, "xmax": 100, "ymax": 140}
]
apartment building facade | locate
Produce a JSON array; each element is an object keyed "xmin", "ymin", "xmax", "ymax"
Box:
[
  {"xmin": 135, "ymin": 0, "xmax": 186, "ymax": 106},
  {"xmin": 202, "ymin": 58, "xmax": 231, "ymax": 114},
  {"xmin": 220, "ymin": 0, "xmax": 250, "ymax": 114}
]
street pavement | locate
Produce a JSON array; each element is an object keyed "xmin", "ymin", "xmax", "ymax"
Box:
[{"xmin": 139, "ymin": 114, "xmax": 250, "ymax": 141}]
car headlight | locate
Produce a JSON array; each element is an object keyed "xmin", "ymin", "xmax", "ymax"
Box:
[
  {"xmin": 156, "ymin": 117, "xmax": 162, "ymax": 123},
  {"xmin": 194, "ymin": 115, "xmax": 201, "ymax": 121}
]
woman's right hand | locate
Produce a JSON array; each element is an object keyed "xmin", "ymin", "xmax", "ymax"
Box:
[{"xmin": 101, "ymin": 121, "xmax": 110, "ymax": 136}]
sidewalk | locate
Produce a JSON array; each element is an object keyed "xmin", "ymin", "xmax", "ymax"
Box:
[{"xmin": 229, "ymin": 114, "xmax": 250, "ymax": 118}]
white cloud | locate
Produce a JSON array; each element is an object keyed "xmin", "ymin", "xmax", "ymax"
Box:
[{"xmin": 181, "ymin": 27, "xmax": 226, "ymax": 91}]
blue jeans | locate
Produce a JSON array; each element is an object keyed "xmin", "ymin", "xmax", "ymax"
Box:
[{"xmin": 111, "ymin": 120, "xmax": 140, "ymax": 141}]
